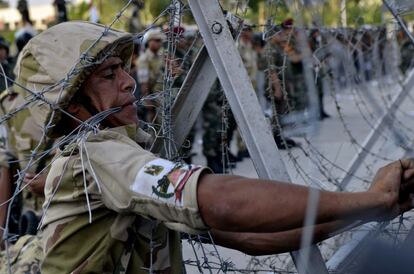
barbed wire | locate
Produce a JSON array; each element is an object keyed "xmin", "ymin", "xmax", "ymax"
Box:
[{"xmin": 2, "ymin": 0, "xmax": 414, "ymax": 273}]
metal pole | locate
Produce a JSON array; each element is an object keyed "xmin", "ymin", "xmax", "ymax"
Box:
[
  {"xmin": 188, "ymin": 0, "xmax": 291, "ymax": 180},
  {"xmin": 383, "ymin": 0, "xmax": 414, "ymax": 45},
  {"xmin": 188, "ymin": 0, "xmax": 328, "ymax": 273}
]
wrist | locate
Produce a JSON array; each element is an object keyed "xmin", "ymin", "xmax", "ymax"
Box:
[{"xmin": 365, "ymin": 191, "xmax": 394, "ymax": 221}]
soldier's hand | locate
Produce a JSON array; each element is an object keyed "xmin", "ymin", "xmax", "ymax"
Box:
[
  {"xmin": 368, "ymin": 159, "xmax": 414, "ymax": 221},
  {"xmin": 23, "ymin": 172, "xmax": 46, "ymax": 197}
]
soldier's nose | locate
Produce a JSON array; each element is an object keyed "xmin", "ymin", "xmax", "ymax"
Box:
[{"xmin": 121, "ymin": 71, "xmax": 136, "ymax": 94}]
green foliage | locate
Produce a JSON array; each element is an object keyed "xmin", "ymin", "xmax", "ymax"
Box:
[
  {"xmin": 248, "ymin": 0, "xmax": 260, "ymax": 13},
  {"xmin": 64, "ymin": 0, "xmax": 388, "ymax": 30},
  {"xmin": 0, "ymin": 0, "xmax": 8, "ymax": 8},
  {"xmin": 346, "ymin": 0, "xmax": 382, "ymax": 26},
  {"xmin": 0, "ymin": 30, "xmax": 15, "ymax": 44},
  {"xmin": 317, "ymin": 0, "xmax": 382, "ymax": 27},
  {"xmin": 67, "ymin": 0, "xmax": 132, "ymax": 29},
  {"xmin": 68, "ymin": 1, "xmax": 90, "ymax": 21},
  {"xmin": 148, "ymin": 0, "xmax": 170, "ymax": 18}
]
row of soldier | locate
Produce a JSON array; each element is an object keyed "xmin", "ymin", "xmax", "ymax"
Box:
[{"xmin": 130, "ymin": 19, "xmax": 408, "ymax": 174}]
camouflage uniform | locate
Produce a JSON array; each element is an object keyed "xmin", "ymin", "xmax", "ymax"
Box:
[
  {"xmin": 0, "ymin": 88, "xmax": 21, "ymax": 238},
  {"xmin": 0, "ymin": 87, "xmax": 54, "ymax": 274},
  {"xmin": 137, "ymin": 48, "xmax": 163, "ymax": 94},
  {"xmin": 11, "ymin": 21, "xmax": 209, "ymax": 273},
  {"xmin": 201, "ymin": 35, "xmax": 266, "ymax": 167},
  {"xmin": 202, "ymin": 80, "xmax": 237, "ymax": 172},
  {"xmin": 265, "ymin": 40, "xmax": 306, "ymax": 112},
  {"xmin": 42, "ymin": 126, "xmax": 208, "ymax": 273},
  {"xmin": 0, "ymin": 86, "xmax": 52, "ymax": 213},
  {"xmin": 0, "ymin": 235, "xmax": 42, "ymax": 274},
  {"xmin": 202, "ymin": 38, "xmax": 257, "ymax": 164},
  {"xmin": 202, "ymin": 80, "xmax": 224, "ymax": 160}
]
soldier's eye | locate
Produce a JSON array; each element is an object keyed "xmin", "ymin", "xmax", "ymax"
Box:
[{"xmin": 103, "ymin": 72, "xmax": 115, "ymax": 79}]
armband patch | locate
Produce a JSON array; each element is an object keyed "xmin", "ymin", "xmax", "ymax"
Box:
[{"xmin": 131, "ymin": 158, "xmax": 201, "ymax": 206}]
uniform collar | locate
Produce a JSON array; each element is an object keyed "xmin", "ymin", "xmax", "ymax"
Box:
[{"xmin": 108, "ymin": 124, "xmax": 152, "ymax": 144}]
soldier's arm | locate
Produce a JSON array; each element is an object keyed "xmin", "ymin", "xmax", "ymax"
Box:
[
  {"xmin": 0, "ymin": 166, "xmax": 11, "ymax": 246},
  {"xmin": 87, "ymin": 133, "xmax": 414, "ymax": 236},
  {"xmin": 210, "ymin": 220, "xmax": 354, "ymax": 255},
  {"xmin": 196, "ymin": 159, "xmax": 414, "ymax": 233}
]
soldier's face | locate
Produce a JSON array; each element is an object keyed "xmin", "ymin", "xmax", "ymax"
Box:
[
  {"xmin": 148, "ymin": 39, "xmax": 162, "ymax": 52},
  {"xmin": 80, "ymin": 56, "xmax": 139, "ymax": 127}
]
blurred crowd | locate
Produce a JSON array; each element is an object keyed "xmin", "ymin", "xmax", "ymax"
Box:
[
  {"xmin": 1, "ymin": 6, "xmax": 414, "ymax": 175},
  {"xmin": 125, "ymin": 18, "xmax": 414, "ymax": 173}
]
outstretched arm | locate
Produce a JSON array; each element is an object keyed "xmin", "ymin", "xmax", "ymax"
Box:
[
  {"xmin": 197, "ymin": 160, "xmax": 414, "ymax": 234},
  {"xmin": 211, "ymin": 220, "xmax": 356, "ymax": 255}
]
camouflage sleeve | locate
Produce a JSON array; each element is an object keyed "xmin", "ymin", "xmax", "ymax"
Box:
[
  {"xmin": 137, "ymin": 55, "xmax": 150, "ymax": 83},
  {"xmin": 84, "ymin": 130, "xmax": 210, "ymax": 234}
]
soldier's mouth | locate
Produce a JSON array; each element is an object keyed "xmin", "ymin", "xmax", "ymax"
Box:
[{"xmin": 119, "ymin": 99, "xmax": 137, "ymax": 109}]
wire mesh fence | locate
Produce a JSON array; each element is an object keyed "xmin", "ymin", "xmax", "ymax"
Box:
[{"xmin": 1, "ymin": 0, "xmax": 414, "ymax": 273}]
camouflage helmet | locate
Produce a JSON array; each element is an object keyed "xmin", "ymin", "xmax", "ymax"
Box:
[{"xmin": 14, "ymin": 21, "xmax": 134, "ymax": 137}]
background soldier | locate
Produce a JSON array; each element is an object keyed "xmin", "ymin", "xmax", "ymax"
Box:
[
  {"xmin": 264, "ymin": 22, "xmax": 299, "ymax": 149},
  {"xmin": 202, "ymin": 80, "xmax": 237, "ymax": 173},
  {"xmin": 137, "ymin": 29, "xmax": 165, "ymax": 123},
  {"xmin": 0, "ymin": 84, "xmax": 52, "ymax": 273}
]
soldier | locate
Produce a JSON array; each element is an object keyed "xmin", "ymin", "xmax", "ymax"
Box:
[
  {"xmin": 10, "ymin": 21, "xmax": 414, "ymax": 273},
  {"xmin": 0, "ymin": 92, "xmax": 16, "ymax": 244},
  {"xmin": 202, "ymin": 80, "xmax": 237, "ymax": 173},
  {"xmin": 0, "ymin": 84, "xmax": 52, "ymax": 273},
  {"xmin": 202, "ymin": 26, "xmax": 263, "ymax": 170},
  {"xmin": 264, "ymin": 23, "xmax": 299, "ymax": 149},
  {"xmin": 137, "ymin": 29, "xmax": 165, "ymax": 123},
  {"xmin": 309, "ymin": 28, "xmax": 330, "ymax": 120},
  {"xmin": 279, "ymin": 18, "xmax": 307, "ymax": 112},
  {"xmin": 0, "ymin": 25, "xmax": 53, "ymax": 269}
]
